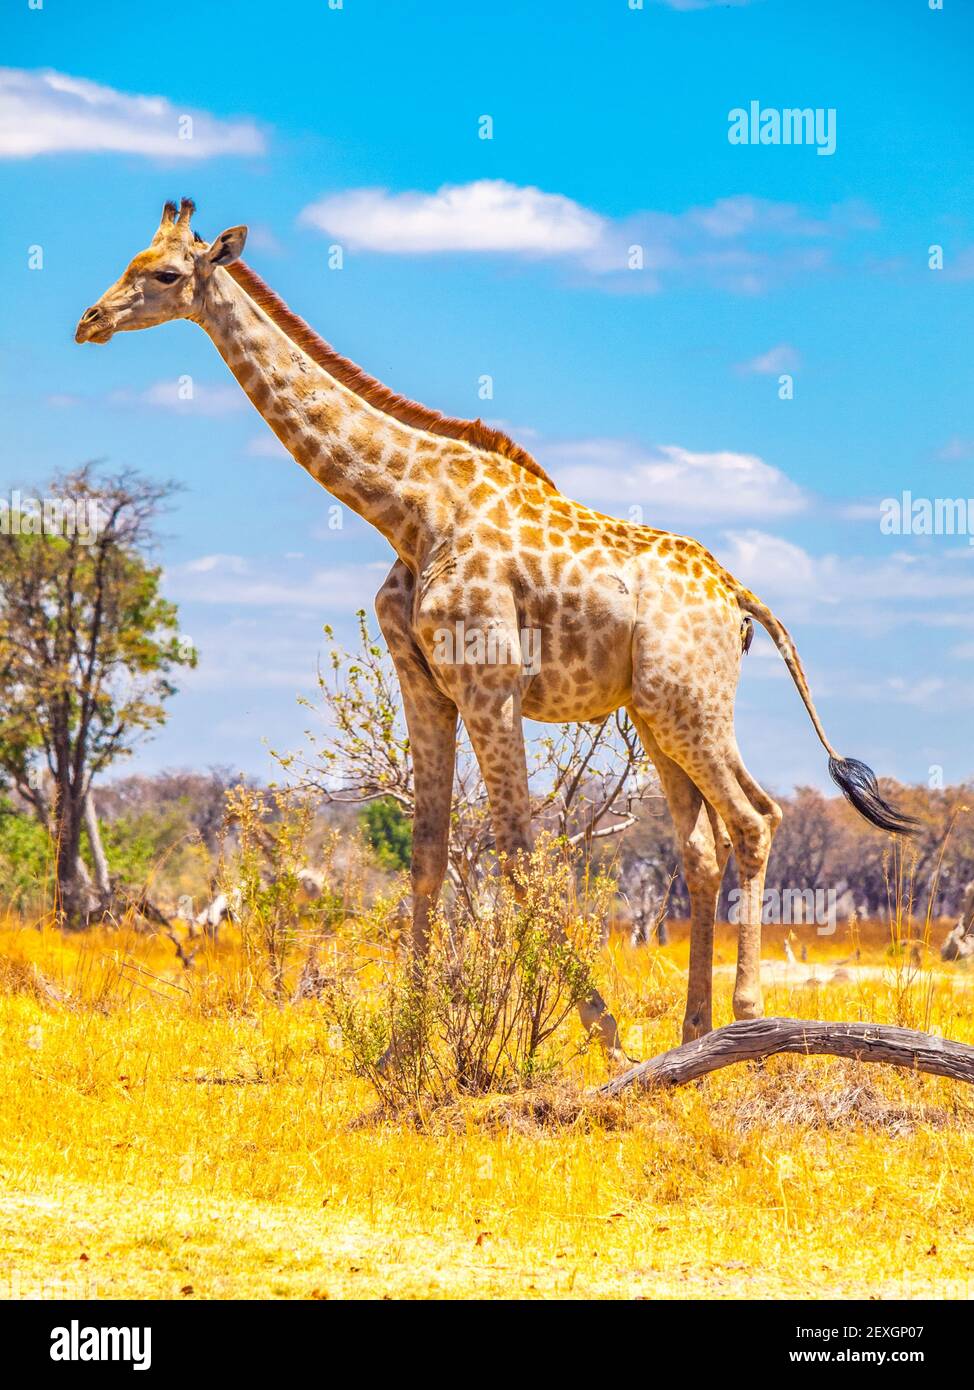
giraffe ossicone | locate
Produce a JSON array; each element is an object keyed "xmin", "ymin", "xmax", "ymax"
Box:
[{"xmin": 76, "ymin": 200, "xmax": 916, "ymax": 1050}]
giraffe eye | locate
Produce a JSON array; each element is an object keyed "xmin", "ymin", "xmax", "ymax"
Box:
[{"xmin": 154, "ymin": 270, "xmax": 181, "ymax": 285}]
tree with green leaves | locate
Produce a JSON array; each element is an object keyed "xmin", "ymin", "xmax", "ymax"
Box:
[
  {"xmin": 359, "ymin": 795, "xmax": 413, "ymax": 872},
  {"xmin": 0, "ymin": 466, "xmax": 195, "ymax": 924}
]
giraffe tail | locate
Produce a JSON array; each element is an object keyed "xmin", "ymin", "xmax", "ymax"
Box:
[{"xmin": 734, "ymin": 586, "xmax": 918, "ymax": 836}]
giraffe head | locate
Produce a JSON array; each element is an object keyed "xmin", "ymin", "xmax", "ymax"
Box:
[{"xmin": 75, "ymin": 199, "xmax": 247, "ymax": 344}]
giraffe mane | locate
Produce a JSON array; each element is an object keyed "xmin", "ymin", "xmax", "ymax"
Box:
[{"xmin": 225, "ymin": 259, "xmax": 558, "ymax": 492}]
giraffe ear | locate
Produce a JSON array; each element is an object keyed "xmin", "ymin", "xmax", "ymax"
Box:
[{"xmin": 207, "ymin": 225, "xmax": 248, "ymax": 267}]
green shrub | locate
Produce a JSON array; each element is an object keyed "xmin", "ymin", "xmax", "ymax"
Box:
[
  {"xmin": 359, "ymin": 796, "xmax": 412, "ymax": 873},
  {"xmin": 329, "ymin": 837, "xmax": 612, "ymax": 1110},
  {"xmin": 0, "ymin": 800, "xmax": 53, "ymax": 911}
]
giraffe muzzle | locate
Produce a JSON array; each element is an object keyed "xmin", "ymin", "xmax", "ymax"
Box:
[{"xmin": 75, "ymin": 306, "xmax": 114, "ymax": 344}]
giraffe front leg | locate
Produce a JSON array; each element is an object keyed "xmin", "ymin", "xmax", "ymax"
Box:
[
  {"xmin": 376, "ymin": 565, "xmax": 458, "ymax": 964},
  {"xmin": 406, "ymin": 692, "xmax": 458, "ymax": 967},
  {"xmin": 375, "ymin": 567, "xmax": 458, "ymax": 1070},
  {"xmin": 376, "ymin": 685, "xmax": 456, "ymax": 1071},
  {"xmin": 459, "ymin": 671, "xmax": 625, "ymax": 1064}
]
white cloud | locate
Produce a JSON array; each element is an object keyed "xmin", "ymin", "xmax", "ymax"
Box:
[
  {"xmin": 689, "ymin": 196, "xmax": 826, "ymax": 241},
  {"xmin": 299, "ymin": 182, "xmax": 875, "ymax": 294},
  {"xmin": 945, "ymin": 246, "xmax": 974, "ymax": 282},
  {"xmin": 719, "ymin": 530, "xmax": 825, "ymax": 599},
  {"xmin": 243, "ymin": 224, "xmax": 283, "ymax": 255},
  {"xmin": 836, "ymin": 500, "xmax": 882, "ymax": 522},
  {"xmin": 184, "ymin": 554, "xmax": 248, "ymax": 575},
  {"xmin": 736, "ymin": 343, "xmax": 800, "ymax": 375},
  {"xmin": 0, "ymin": 67, "xmax": 264, "ymax": 159},
  {"xmin": 299, "ymin": 179, "xmax": 605, "ymax": 255},
  {"xmin": 110, "ymin": 381, "xmax": 245, "ymax": 417},
  {"xmin": 542, "ymin": 438, "xmax": 808, "ymax": 519},
  {"xmin": 882, "ymin": 675, "xmax": 946, "ymax": 708},
  {"xmin": 937, "ymin": 436, "xmax": 974, "ymax": 462},
  {"xmin": 710, "ymin": 534, "xmax": 974, "ymax": 716},
  {"xmin": 654, "ymin": 0, "xmax": 752, "ymax": 8},
  {"xmin": 484, "ymin": 418, "xmax": 541, "ymax": 441},
  {"xmin": 247, "ymin": 433, "xmax": 290, "ymax": 459},
  {"xmin": 717, "ymin": 528, "xmax": 974, "ymax": 627},
  {"xmin": 168, "ymin": 554, "xmax": 388, "ymax": 611},
  {"xmin": 180, "ymin": 620, "xmax": 324, "ymax": 693}
]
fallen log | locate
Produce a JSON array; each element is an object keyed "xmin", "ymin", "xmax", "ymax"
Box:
[{"xmin": 600, "ymin": 1016, "xmax": 974, "ymax": 1096}]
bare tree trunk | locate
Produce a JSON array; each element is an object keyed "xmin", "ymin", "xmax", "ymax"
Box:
[
  {"xmin": 83, "ymin": 789, "xmax": 111, "ymax": 901},
  {"xmin": 600, "ymin": 1017, "xmax": 974, "ymax": 1096},
  {"xmin": 54, "ymin": 796, "xmax": 85, "ymax": 927},
  {"xmin": 54, "ymin": 781, "xmax": 100, "ymax": 927},
  {"xmin": 26, "ymin": 780, "xmax": 102, "ymax": 926}
]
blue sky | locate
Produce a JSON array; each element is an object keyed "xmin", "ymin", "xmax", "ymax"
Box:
[{"xmin": 2, "ymin": 0, "xmax": 972, "ymax": 795}]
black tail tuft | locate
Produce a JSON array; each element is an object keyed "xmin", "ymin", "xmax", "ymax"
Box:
[{"xmin": 828, "ymin": 757, "xmax": 918, "ymax": 836}]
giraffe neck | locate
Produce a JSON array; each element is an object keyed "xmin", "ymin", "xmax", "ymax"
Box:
[{"xmin": 194, "ymin": 269, "xmax": 438, "ymax": 569}]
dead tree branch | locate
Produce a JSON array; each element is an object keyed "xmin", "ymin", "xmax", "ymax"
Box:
[{"xmin": 599, "ymin": 1016, "xmax": 974, "ymax": 1096}]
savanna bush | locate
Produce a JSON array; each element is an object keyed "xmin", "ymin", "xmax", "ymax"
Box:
[
  {"xmin": 0, "ymin": 799, "xmax": 52, "ymax": 912},
  {"xmin": 329, "ymin": 836, "xmax": 613, "ymax": 1110}
]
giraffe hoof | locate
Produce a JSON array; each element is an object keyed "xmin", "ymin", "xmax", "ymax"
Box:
[{"xmin": 608, "ymin": 1047, "xmax": 637, "ymax": 1070}]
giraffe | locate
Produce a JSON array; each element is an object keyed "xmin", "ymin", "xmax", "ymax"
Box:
[{"xmin": 75, "ymin": 200, "xmax": 916, "ymax": 1047}]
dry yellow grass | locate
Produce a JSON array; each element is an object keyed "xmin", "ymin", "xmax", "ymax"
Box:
[{"xmin": 1, "ymin": 916, "xmax": 973, "ymax": 1300}]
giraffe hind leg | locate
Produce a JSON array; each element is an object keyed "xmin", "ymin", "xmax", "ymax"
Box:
[
  {"xmin": 628, "ymin": 709, "xmax": 732, "ymax": 1041},
  {"xmin": 629, "ymin": 705, "xmax": 780, "ymax": 1025},
  {"xmin": 678, "ymin": 747, "xmax": 780, "ymax": 1022}
]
